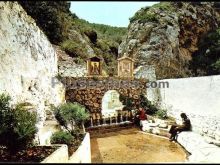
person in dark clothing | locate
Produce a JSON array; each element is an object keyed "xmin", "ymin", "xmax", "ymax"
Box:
[
  {"xmin": 169, "ymin": 113, "xmax": 191, "ymax": 141},
  {"xmin": 134, "ymin": 107, "xmax": 147, "ymax": 128}
]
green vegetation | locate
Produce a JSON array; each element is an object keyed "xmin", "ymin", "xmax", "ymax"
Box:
[
  {"xmin": 51, "ymin": 131, "xmax": 74, "ymax": 146},
  {"xmin": 60, "ymin": 40, "xmax": 87, "ymax": 59},
  {"xmin": 119, "ymin": 93, "xmax": 162, "ymax": 116},
  {"xmin": 155, "ymin": 109, "xmax": 168, "ymax": 119},
  {"xmin": 51, "ymin": 102, "xmax": 89, "ymax": 154},
  {"xmin": 19, "ymin": 1, "xmax": 73, "ymax": 44},
  {"xmin": 190, "ymin": 28, "xmax": 220, "ymax": 76},
  {"xmin": 73, "ymin": 18, "xmax": 127, "ymax": 45},
  {"xmin": 129, "ymin": 2, "xmax": 175, "ymax": 23},
  {"xmin": 0, "ymin": 93, "xmax": 37, "ymax": 153},
  {"xmin": 119, "ymin": 95, "xmax": 136, "ymax": 111},
  {"xmin": 152, "ymin": 2, "xmax": 175, "ymax": 11},
  {"xmin": 130, "ymin": 10, "xmax": 158, "ymax": 23},
  {"xmin": 52, "ymin": 102, "xmax": 89, "ymax": 134},
  {"xmin": 19, "ymin": 1, "xmax": 127, "ymax": 74}
]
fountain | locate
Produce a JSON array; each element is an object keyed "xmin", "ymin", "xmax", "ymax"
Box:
[
  {"xmin": 97, "ymin": 114, "xmax": 101, "ymax": 126},
  {"xmin": 90, "ymin": 116, "xmax": 93, "ymax": 127},
  {"xmin": 114, "ymin": 113, "xmax": 118, "ymax": 124},
  {"xmin": 125, "ymin": 112, "xmax": 128, "ymax": 122},
  {"xmin": 120, "ymin": 112, "xmax": 123, "ymax": 123},
  {"xmin": 102, "ymin": 115, "xmax": 106, "ymax": 125},
  {"xmin": 109, "ymin": 114, "xmax": 112, "ymax": 125},
  {"xmin": 101, "ymin": 90, "xmax": 124, "ymax": 121}
]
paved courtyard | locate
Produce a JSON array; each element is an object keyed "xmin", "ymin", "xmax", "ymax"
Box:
[{"xmin": 91, "ymin": 127, "xmax": 188, "ymax": 163}]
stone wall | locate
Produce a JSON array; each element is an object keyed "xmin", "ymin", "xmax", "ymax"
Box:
[
  {"xmin": 63, "ymin": 77, "xmax": 147, "ymax": 125},
  {"xmin": 0, "ymin": 2, "xmax": 65, "ymax": 143},
  {"xmin": 147, "ymin": 75, "xmax": 220, "ymax": 143}
]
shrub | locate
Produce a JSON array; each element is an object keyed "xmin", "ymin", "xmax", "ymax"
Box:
[
  {"xmin": 152, "ymin": 2, "xmax": 175, "ymax": 11},
  {"xmin": 156, "ymin": 109, "xmax": 168, "ymax": 119},
  {"xmin": 61, "ymin": 40, "xmax": 87, "ymax": 59},
  {"xmin": 51, "ymin": 131, "xmax": 74, "ymax": 145},
  {"xmin": 130, "ymin": 11, "xmax": 158, "ymax": 23},
  {"xmin": 129, "ymin": 2, "xmax": 175, "ymax": 23},
  {"xmin": 140, "ymin": 94, "xmax": 159, "ymax": 115},
  {"xmin": 119, "ymin": 95, "xmax": 135, "ymax": 111},
  {"xmin": 0, "ymin": 94, "xmax": 37, "ymax": 153},
  {"xmin": 211, "ymin": 59, "xmax": 220, "ymax": 72},
  {"xmin": 53, "ymin": 102, "xmax": 89, "ymax": 134},
  {"xmin": 190, "ymin": 28, "xmax": 220, "ymax": 76}
]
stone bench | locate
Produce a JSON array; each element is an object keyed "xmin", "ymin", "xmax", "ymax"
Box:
[
  {"xmin": 141, "ymin": 120, "xmax": 170, "ymax": 137},
  {"xmin": 177, "ymin": 131, "xmax": 220, "ymax": 163}
]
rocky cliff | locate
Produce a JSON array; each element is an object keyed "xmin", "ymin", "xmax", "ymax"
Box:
[
  {"xmin": 0, "ymin": 1, "xmax": 65, "ymax": 139},
  {"xmin": 119, "ymin": 2, "xmax": 220, "ymax": 79}
]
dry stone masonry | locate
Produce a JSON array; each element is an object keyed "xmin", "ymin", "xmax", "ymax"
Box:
[{"xmin": 63, "ymin": 77, "xmax": 147, "ymax": 125}]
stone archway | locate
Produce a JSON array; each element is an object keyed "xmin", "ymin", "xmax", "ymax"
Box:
[
  {"xmin": 101, "ymin": 90, "xmax": 124, "ymax": 118},
  {"xmin": 63, "ymin": 77, "xmax": 147, "ymax": 127}
]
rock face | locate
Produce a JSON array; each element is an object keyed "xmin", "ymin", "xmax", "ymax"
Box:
[
  {"xmin": 0, "ymin": 2, "xmax": 65, "ymax": 142},
  {"xmin": 119, "ymin": 2, "xmax": 220, "ymax": 79},
  {"xmin": 54, "ymin": 45, "xmax": 87, "ymax": 77}
]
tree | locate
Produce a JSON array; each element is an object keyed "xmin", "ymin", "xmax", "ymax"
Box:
[
  {"xmin": 53, "ymin": 102, "xmax": 89, "ymax": 134},
  {"xmin": 19, "ymin": 1, "xmax": 72, "ymax": 44}
]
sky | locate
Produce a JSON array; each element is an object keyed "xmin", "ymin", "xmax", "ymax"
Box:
[{"xmin": 70, "ymin": 1, "xmax": 159, "ymax": 27}]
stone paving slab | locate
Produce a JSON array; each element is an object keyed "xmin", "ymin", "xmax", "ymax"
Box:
[{"xmin": 177, "ymin": 131, "xmax": 220, "ymax": 163}]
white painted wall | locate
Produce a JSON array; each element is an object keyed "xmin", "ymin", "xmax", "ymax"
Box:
[
  {"xmin": 69, "ymin": 133, "xmax": 91, "ymax": 163},
  {"xmin": 147, "ymin": 75, "xmax": 220, "ymax": 141}
]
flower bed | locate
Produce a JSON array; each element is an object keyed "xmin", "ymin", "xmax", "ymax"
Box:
[{"xmin": 0, "ymin": 145, "xmax": 58, "ymax": 163}]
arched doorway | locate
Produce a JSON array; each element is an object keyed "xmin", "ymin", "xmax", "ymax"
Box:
[{"xmin": 101, "ymin": 90, "xmax": 124, "ymax": 118}]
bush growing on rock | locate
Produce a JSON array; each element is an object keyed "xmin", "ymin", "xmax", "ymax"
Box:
[
  {"xmin": 130, "ymin": 11, "xmax": 158, "ymax": 23},
  {"xmin": 0, "ymin": 93, "xmax": 37, "ymax": 153}
]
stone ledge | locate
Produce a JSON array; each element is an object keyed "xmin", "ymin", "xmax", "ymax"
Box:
[
  {"xmin": 177, "ymin": 131, "xmax": 220, "ymax": 163},
  {"xmin": 41, "ymin": 144, "xmax": 68, "ymax": 163}
]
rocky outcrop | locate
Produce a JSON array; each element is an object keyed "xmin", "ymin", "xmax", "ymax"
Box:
[
  {"xmin": 54, "ymin": 45, "xmax": 87, "ymax": 77},
  {"xmin": 0, "ymin": 1, "xmax": 65, "ymax": 142},
  {"xmin": 119, "ymin": 2, "xmax": 220, "ymax": 79}
]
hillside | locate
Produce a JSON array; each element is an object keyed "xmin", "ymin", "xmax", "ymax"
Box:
[
  {"xmin": 19, "ymin": 1, "xmax": 127, "ymax": 76},
  {"xmin": 119, "ymin": 2, "xmax": 220, "ymax": 79},
  {"xmin": 19, "ymin": 1, "xmax": 220, "ymax": 79}
]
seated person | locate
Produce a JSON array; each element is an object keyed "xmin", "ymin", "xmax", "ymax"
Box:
[
  {"xmin": 134, "ymin": 107, "xmax": 147, "ymax": 128},
  {"xmin": 169, "ymin": 113, "xmax": 191, "ymax": 141}
]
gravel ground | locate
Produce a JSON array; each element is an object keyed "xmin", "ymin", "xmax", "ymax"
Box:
[{"xmin": 91, "ymin": 127, "xmax": 188, "ymax": 163}]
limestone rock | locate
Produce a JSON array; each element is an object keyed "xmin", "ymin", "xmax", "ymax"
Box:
[
  {"xmin": 152, "ymin": 127, "xmax": 160, "ymax": 135},
  {"xmin": 142, "ymin": 125, "xmax": 153, "ymax": 133},
  {"xmin": 119, "ymin": 2, "xmax": 220, "ymax": 79},
  {"xmin": 0, "ymin": 2, "xmax": 65, "ymax": 144}
]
